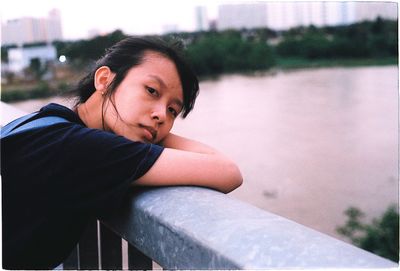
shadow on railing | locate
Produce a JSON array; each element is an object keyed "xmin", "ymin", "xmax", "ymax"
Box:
[{"xmin": 62, "ymin": 187, "xmax": 397, "ymax": 270}]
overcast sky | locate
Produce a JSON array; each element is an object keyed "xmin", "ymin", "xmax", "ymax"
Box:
[
  {"xmin": 1, "ymin": 0, "xmax": 224, "ymax": 40},
  {"xmin": 1, "ymin": 0, "xmax": 394, "ymax": 40}
]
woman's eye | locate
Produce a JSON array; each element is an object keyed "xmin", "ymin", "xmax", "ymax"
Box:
[
  {"xmin": 146, "ymin": 87, "xmax": 158, "ymax": 96},
  {"xmin": 168, "ymin": 107, "xmax": 178, "ymax": 117}
]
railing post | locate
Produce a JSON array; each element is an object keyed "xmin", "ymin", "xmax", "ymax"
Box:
[
  {"xmin": 128, "ymin": 243, "xmax": 153, "ymax": 270},
  {"xmin": 63, "ymin": 245, "xmax": 79, "ymax": 270},
  {"xmin": 78, "ymin": 219, "xmax": 99, "ymax": 269},
  {"xmin": 99, "ymin": 222, "xmax": 122, "ymax": 269}
]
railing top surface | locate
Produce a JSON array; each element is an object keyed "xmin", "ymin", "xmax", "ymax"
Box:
[
  {"xmin": 103, "ymin": 186, "xmax": 397, "ymax": 269},
  {"xmin": 1, "ymin": 101, "xmax": 27, "ymax": 126}
]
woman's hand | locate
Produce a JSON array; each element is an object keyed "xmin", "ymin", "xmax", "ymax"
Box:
[{"xmin": 133, "ymin": 133, "xmax": 243, "ymax": 193}]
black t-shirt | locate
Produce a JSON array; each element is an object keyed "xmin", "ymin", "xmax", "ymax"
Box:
[{"xmin": 1, "ymin": 103, "xmax": 164, "ymax": 269}]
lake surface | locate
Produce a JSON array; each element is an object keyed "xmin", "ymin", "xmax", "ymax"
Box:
[{"xmin": 11, "ymin": 65, "xmax": 399, "ymax": 242}]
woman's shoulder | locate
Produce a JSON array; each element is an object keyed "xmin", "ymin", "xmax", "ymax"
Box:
[
  {"xmin": 37, "ymin": 103, "xmax": 84, "ymax": 125},
  {"xmin": 3, "ymin": 102, "xmax": 109, "ymax": 147},
  {"xmin": 3, "ymin": 102, "xmax": 163, "ymax": 159}
]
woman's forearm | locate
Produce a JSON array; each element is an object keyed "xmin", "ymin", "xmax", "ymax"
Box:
[
  {"xmin": 160, "ymin": 133, "xmax": 220, "ymax": 155},
  {"xmin": 133, "ymin": 132, "xmax": 244, "ymax": 193}
]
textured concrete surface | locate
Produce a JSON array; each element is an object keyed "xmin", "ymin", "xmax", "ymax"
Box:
[
  {"xmin": 1, "ymin": 101, "xmax": 27, "ymax": 126},
  {"xmin": 102, "ymin": 186, "xmax": 397, "ymax": 269}
]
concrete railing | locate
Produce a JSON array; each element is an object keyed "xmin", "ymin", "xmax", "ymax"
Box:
[
  {"xmin": 99, "ymin": 186, "xmax": 396, "ymax": 269},
  {"xmin": 1, "ymin": 101, "xmax": 397, "ymax": 269}
]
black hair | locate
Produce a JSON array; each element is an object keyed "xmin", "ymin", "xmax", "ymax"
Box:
[{"xmin": 72, "ymin": 36, "xmax": 199, "ymax": 118}]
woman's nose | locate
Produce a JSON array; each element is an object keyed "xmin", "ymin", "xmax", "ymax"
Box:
[{"xmin": 151, "ymin": 107, "xmax": 166, "ymax": 124}]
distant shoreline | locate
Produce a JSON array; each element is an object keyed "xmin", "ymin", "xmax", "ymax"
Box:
[
  {"xmin": 2, "ymin": 58, "xmax": 398, "ymax": 103},
  {"xmin": 276, "ymin": 57, "xmax": 398, "ymax": 70},
  {"xmin": 197, "ymin": 57, "xmax": 398, "ymax": 80}
]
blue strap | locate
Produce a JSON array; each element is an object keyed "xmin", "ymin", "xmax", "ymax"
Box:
[
  {"xmin": 1, "ymin": 112, "xmax": 38, "ymax": 137},
  {"xmin": 1, "ymin": 113, "xmax": 69, "ymax": 139}
]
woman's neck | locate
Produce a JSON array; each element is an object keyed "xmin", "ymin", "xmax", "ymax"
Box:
[{"xmin": 76, "ymin": 92, "xmax": 105, "ymax": 130}]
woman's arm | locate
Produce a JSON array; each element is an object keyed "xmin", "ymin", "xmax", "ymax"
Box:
[
  {"xmin": 160, "ymin": 133, "xmax": 220, "ymax": 154},
  {"xmin": 133, "ymin": 133, "xmax": 243, "ymax": 193}
]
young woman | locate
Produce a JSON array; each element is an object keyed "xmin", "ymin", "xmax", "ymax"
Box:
[{"xmin": 1, "ymin": 36, "xmax": 242, "ymax": 269}]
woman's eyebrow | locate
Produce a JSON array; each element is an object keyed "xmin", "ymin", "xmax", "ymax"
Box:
[{"xmin": 148, "ymin": 74, "xmax": 166, "ymax": 88}]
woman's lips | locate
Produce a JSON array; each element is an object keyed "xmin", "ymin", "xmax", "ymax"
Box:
[{"xmin": 140, "ymin": 125, "xmax": 157, "ymax": 142}]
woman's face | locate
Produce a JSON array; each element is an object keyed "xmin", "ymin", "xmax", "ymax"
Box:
[{"xmin": 104, "ymin": 51, "xmax": 183, "ymax": 144}]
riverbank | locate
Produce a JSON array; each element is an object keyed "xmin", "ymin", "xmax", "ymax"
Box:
[
  {"xmin": 1, "ymin": 80, "xmax": 72, "ymax": 103},
  {"xmin": 276, "ymin": 56, "xmax": 398, "ymax": 70},
  {"xmin": 1, "ymin": 57, "xmax": 398, "ymax": 102}
]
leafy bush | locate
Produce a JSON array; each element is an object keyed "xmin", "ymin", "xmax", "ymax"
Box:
[
  {"xmin": 336, "ymin": 205, "xmax": 399, "ymax": 262},
  {"xmin": 185, "ymin": 31, "xmax": 275, "ymax": 76},
  {"xmin": 276, "ymin": 18, "xmax": 397, "ymax": 60},
  {"xmin": 1, "ymin": 82, "xmax": 53, "ymax": 102}
]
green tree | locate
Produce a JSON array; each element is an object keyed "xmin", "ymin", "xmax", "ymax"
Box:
[
  {"xmin": 185, "ymin": 31, "xmax": 275, "ymax": 76},
  {"xmin": 276, "ymin": 18, "xmax": 398, "ymax": 60},
  {"xmin": 336, "ymin": 205, "xmax": 399, "ymax": 262},
  {"xmin": 300, "ymin": 31, "xmax": 332, "ymax": 59},
  {"xmin": 275, "ymin": 36, "xmax": 302, "ymax": 57},
  {"xmin": 55, "ymin": 30, "xmax": 127, "ymax": 63}
]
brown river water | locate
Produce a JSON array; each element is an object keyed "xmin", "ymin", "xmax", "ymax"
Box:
[{"xmin": 11, "ymin": 65, "xmax": 399, "ymax": 243}]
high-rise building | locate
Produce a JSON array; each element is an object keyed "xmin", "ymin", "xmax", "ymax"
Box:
[
  {"xmin": 195, "ymin": 6, "xmax": 209, "ymax": 31},
  {"xmin": 322, "ymin": 1, "xmax": 356, "ymax": 26},
  {"xmin": 46, "ymin": 9, "xmax": 63, "ymax": 42},
  {"xmin": 354, "ymin": 1, "xmax": 397, "ymax": 21},
  {"xmin": 162, "ymin": 24, "xmax": 179, "ymax": 34},
  {"xmin": 266, "ymin": 2, "xmax": 356, "ymax": 30},
  {"xmin": 217, "ymin": 2, "xmax": 397, "ymax": 32},
  {"xmin": 217, "ymin": 3, "xmax": 268, "ymax": 30},
  {"xmin": 1, "ymin": 9, "xmax": 63, "ymax": 46}
]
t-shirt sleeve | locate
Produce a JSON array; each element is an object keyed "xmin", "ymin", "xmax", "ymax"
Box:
[{"xmin": 22, "ymin": 123, "xmax": 164, "ymax": 218}]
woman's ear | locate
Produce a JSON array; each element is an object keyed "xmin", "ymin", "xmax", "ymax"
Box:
[{"xmin": 94, "ymin": 66, "xmax": 115, "ymax": 94}]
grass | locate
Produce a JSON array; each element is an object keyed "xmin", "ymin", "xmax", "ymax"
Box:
[
  {"xmin": 1, "ymin": 80, "xmax": 71, "ymax": 102},
  {"xmin": 275, "ymin": 57, "xmax": 398, "ymax": 70}
]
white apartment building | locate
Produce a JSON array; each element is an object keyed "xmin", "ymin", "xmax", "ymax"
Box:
[
  {"xmin": 195, "ymin": 6, "xmax": 209, "ymax": 31},
  {"xmin": 1, "ymin": 9, "xmax": 63, "ymax": 46},
  {"xmin": 354, "ymin": 1, "xmax": 397, "ymax": 21},
  {"xmin": 217, "ymin": 2, "xmax": 397, "ymax": 31},
  {"xmin": 7, "ymin": 45, "xmax": 57, "ymax": 73},
  {"xmin": 217, "ymin": 3, "xmax": 268, "ymax": 30}
]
